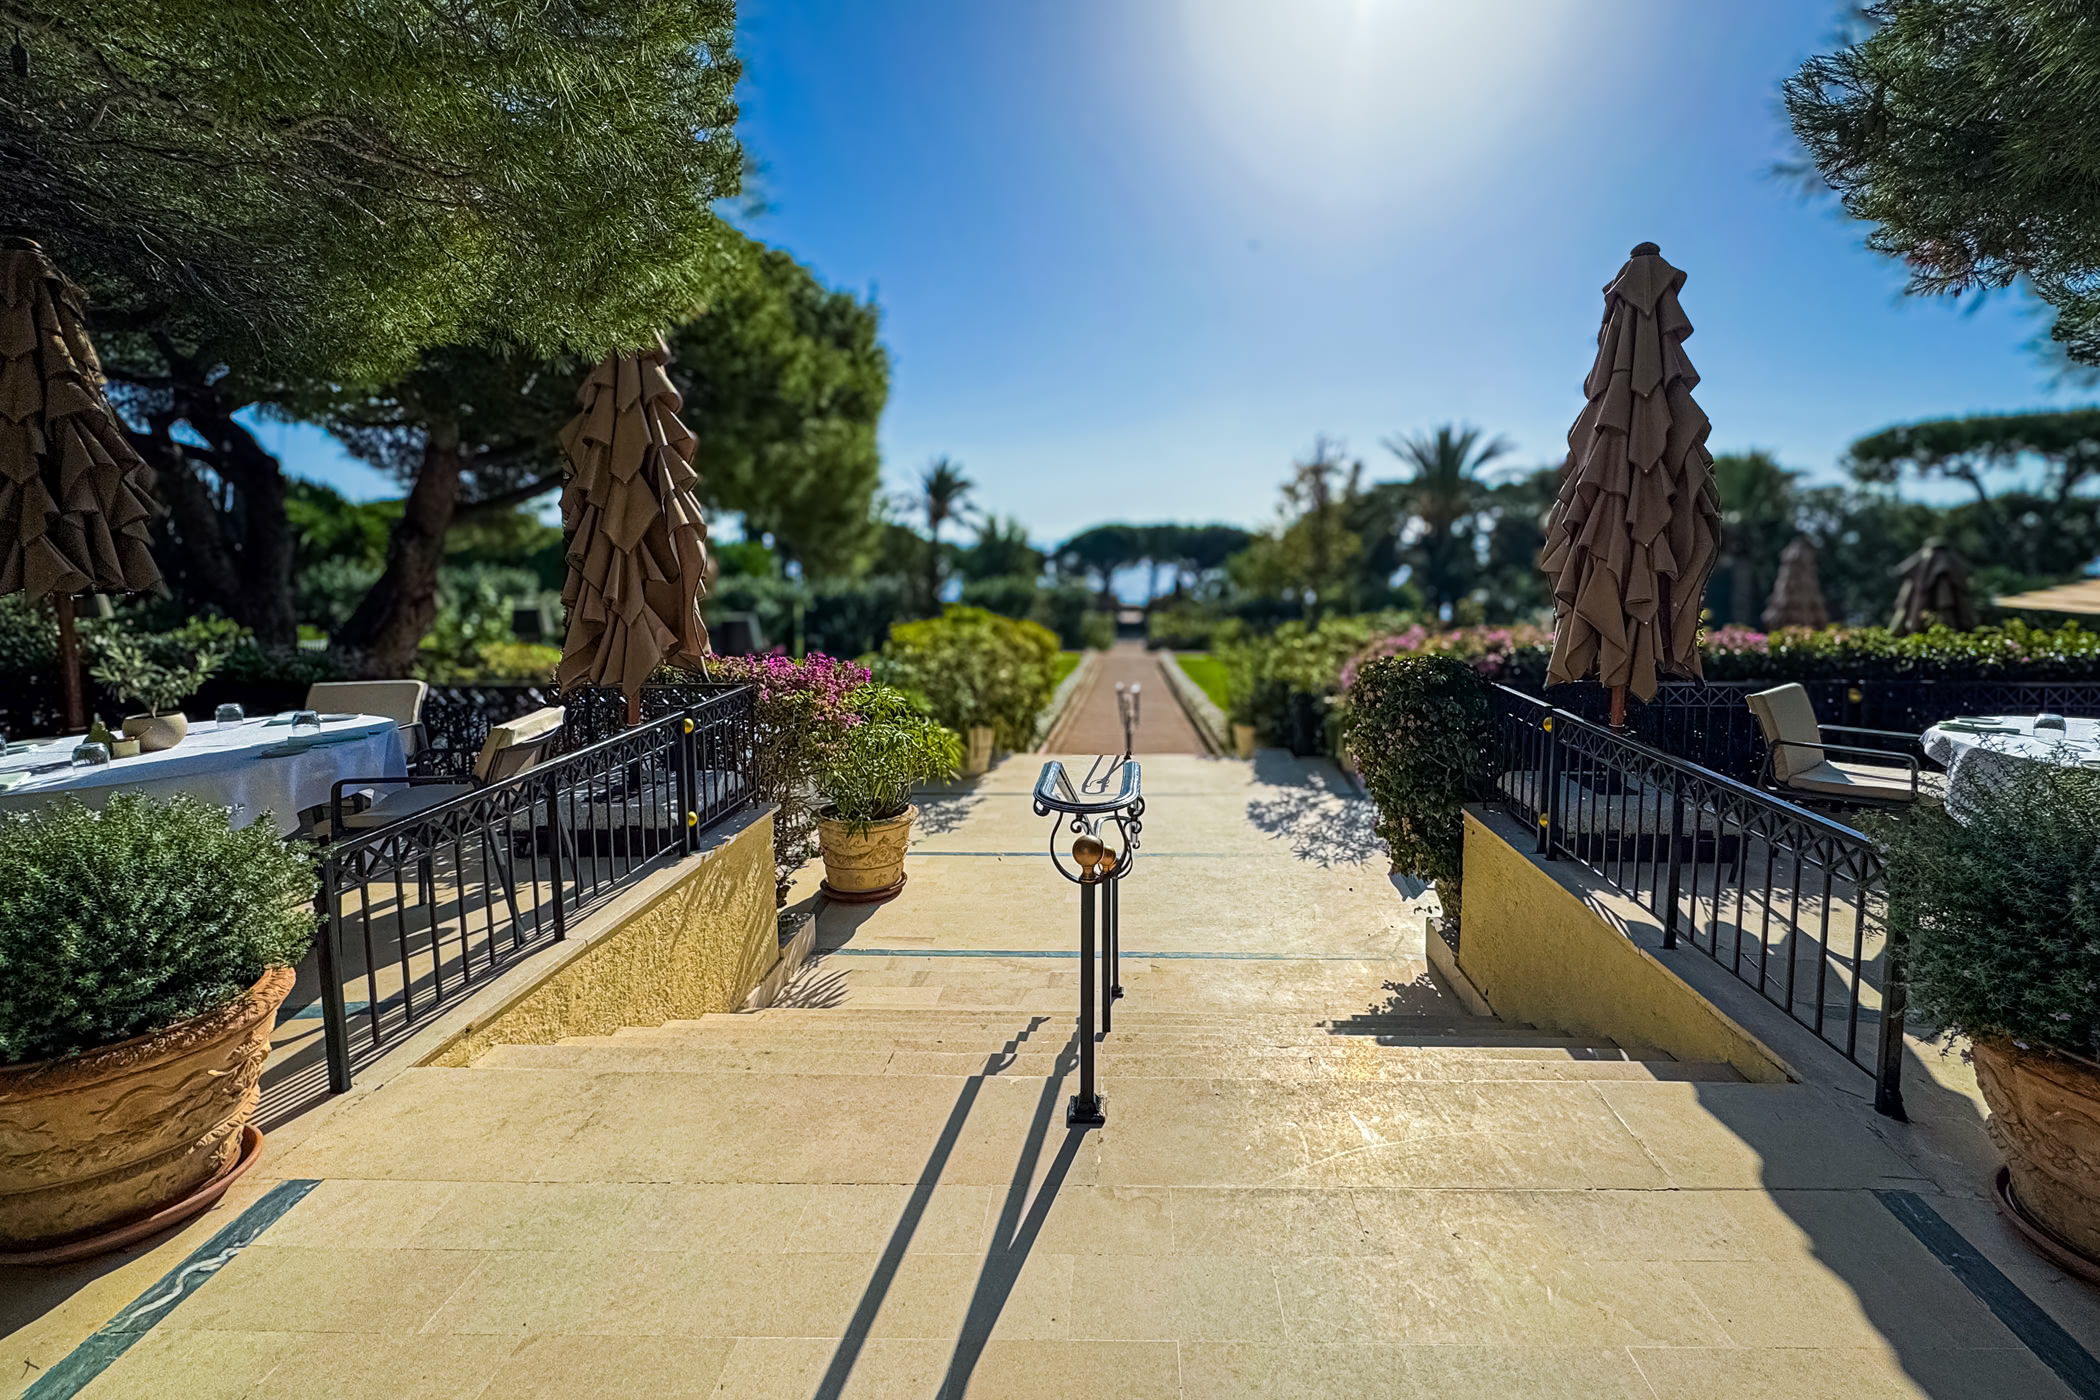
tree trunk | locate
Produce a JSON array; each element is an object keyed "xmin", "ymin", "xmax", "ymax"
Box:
[
  {"xmin": 133, "ymin": 363, "xmax": 299, "ymax": 645},
  {"xmin": 335, "ymin": 421, "xmax": 466, "ymax": 677}
]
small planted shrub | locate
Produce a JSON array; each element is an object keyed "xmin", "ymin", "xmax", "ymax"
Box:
[
  {"xmin": 817, "ymin": 684, "xmax": 961, "ymax": 829},
  {"xmin": 875, "ymin": 605, "xmax": 1060, "ymax": 752},
  {"xmin": 1343, "ymin": 652, "xmax": 1494, "ymax": 924},
  {"xmin": 679, "ymin": 652, "xmax": 872, "ymax": 900},
  {"xmin": 0, "ymin": 794, "xmax": 317, "ymax": 1064},
  {"xmin": 88, "ymin": 616, "xmax": 240, "ymax": 717},
  {"xmin": 1869, "ymin": 762, "xmax": 2100, "ymax": 1057}
]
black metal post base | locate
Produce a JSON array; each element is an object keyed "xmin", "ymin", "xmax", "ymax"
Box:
[
  {"xmin": 1067, "ymin": 1093, "xmax": 1106, "ymax": 1127},
  {"xmin": 1112, "ymin": 986, "xmax": 1124, "ymax": 999}
]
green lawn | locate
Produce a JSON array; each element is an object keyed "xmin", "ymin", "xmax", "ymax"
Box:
[
  {"xmin": 1054, "ymin": 651, "xmax": 1081, "ymax": 687},
  {"xmin": 1173, "ymin": 653, "xmax": 1231, "ymax": 712}
]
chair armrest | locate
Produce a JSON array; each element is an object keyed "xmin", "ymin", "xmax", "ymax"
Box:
[
  {"xmin": 1774, "ymin": 740, "xmax": 1922, "ymax": 793},
  {"xmin": 1820, "ymin": 724, "xmax": 1923, "ymax": 744},
  {"xmin": 330, "ymin": 774, "xmax": 476, "ymax": 831}
]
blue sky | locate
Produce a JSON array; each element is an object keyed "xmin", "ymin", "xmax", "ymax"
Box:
[{"xmin": 275, "ymin": 0, "xmax": 2081, "ymax": 542}]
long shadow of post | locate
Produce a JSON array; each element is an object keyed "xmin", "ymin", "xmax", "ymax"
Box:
[{"xmin": 813, "ymin": 1016, "xmax": 1067, "ymax": 1400}]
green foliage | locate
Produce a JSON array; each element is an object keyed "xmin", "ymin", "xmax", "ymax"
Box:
[
  {"xmin": 0, "ymin": 795, "xmax": 316, "ymax": 1063},
  {"xmin": 1146, "ymin": 604, "xmax": 1224, "ymax": 651},
  {"xmin": 1786, "ymin": 2, "xmax": 2100, "ymax": 366},
  {"xmin": 9, "ymin": 0, "xmax": 743, "ymax": 380},
  {"xmin": 1026, "ymin": 581, "xmax": 1109, "ymax": 651},
  {"xmin": 957, "ymin": 516, "xmax": 1044, "ymax": 584},
  {"xmin": 1867, "ymin": 763, "xmax": 2100, "ymax": 1056},
  {"xmin": 1342, "ymin": 654, "xmax": 1494, "ymax": 924},
  {"xmin": 669, "ymin": 236, "xmax": 890, "ymax": 576},
  {"xmin": 959, "ymin": 574, "xmax": 1042, "ymax": 621},
  {"xmin": 1708, "ymin": 451, "xmax": 1804, "ymax": 627},
  {"xmin": 875, "ymin": 606, "xmax": 1061, "ymax": 751},
  {"xmin": 88, "ymin": 617, "xmax": 240, "ymax": 715},
  {"xmin": 1699, "ymin": 620, "xmax": 2100, "ymax": 681},
  {"xmin": 414, "ymin": 566, "xmax": 542, "ymax": 681},
  {"xmin": 1217, "ymin": 614, "xmax": 1407, "ymax": 745},
  {"xmin": 817, "ymin": 684, "xmax": 961, "ymax": 828},
  {"xmin": 666, "ymin": 653, "xmax": 871, "ymax": 898},
  {"xmin": 1385, "ymin": 424, "xmax": 1512, "ymax": 617}
]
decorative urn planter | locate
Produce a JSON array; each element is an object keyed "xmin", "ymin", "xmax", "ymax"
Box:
[
  {"xmin": 1973, "ymin": 1037, "xmax": 2100, "ymax": 1270},
  {"xmin": 1233, "ymin": 723, "xmax": 1257, "ymax": 760},
  {"xmin": 0, "ymin": 965, "xmax": 293, "ymax": 1260},
  {"xmin": 122, "ymin": 712, "xmax": 189, "ymax": 752},
  {"xmin": 963, "ymin": 726, "xmax": 996, "ymax": 777},
  {"xmin": 816, "ymin": 805, "xmax": 917, "ymax": 904}
]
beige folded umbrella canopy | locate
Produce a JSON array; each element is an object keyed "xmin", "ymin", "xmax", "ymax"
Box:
[
  {"xmin": 1762, "ymin": 535, "xmax": 1829, "ymax": 630},
  {"xmin": 0, "ymin": 240, "xmax": 162, "ymax": 729},
  {"xmin": 1889, "ymin": 540, "xmax": 1975, "ymax": 634},
  {"xmin": 557, "ymin": 338, "xmax": 712, "ymax": 721},
  {"xmin": 1541, "ymin": 242, "xmax": 1721, "ymax": 719}
]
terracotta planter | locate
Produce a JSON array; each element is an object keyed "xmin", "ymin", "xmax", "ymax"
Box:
[
  {"xmin": 963, "ymin": 726, "xmax": 996, "ymax": 777},
  {"xmin": 0, "ymin": 965, "xmax": 294, "ymax": 1253},
  {"xmin": 121, "ymin": 712, "xmax": 188, "ymax": 752},
  {"xmin": 816, "ymin": 805, "xmax": 916, "ymax": 903},
  {"xmin": 1233, "ymin": 723, "xmax": 1257, "ymax": 760},
  {"xmin": 1973, "ymin": 1037, "xmax": 2100, "ymax": 1265}
]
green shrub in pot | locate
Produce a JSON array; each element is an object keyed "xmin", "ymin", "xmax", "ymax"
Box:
[
  {"xmin": 0, "ymin": 793, "xmax": 316, "ymax": 1253},
  {"xmin": 1868, "ymin": 762, "xmax": 2100, "ymax": 1262},
  {"xmin": 1342, "ymin": 652, "xmax": 1494, "ymax": 925},
  {"xmin": 817, "ymin": 683, "xmax": 961, "ymax": 830},
  {"xmin": 0, "ymin": 793, "xmax": 316, "ymax": 1064},
  {"xmin": 810, "ymin": 684, "xmax": 961, "ymax": 903}
]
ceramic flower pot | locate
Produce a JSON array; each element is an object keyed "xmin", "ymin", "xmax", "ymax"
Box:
[
  {"xmin": 122, "ymin": 712, "xmax": 188, "ymax": 752},
  {"xmin": 963, "ymin": 726, "xmax": 996, "ymax": 777},
  {"xmin": 816, "ymin": 805, "xmax": 916, "ymax": 904},
  {"xmin": 1233, "ymin": 723, "xmax": 1257, "ymax": 760},
  {"xmin": 1973, "ymin": 1037, "xmax": 2100, "ymax": 1267},
  {"xmin": 0, "ymin": 965, "xmax": 294, "ymax": 1257}
]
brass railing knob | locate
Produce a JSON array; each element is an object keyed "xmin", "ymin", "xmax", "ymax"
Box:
[{"xmin": 1073, "ymin": 833, "xmax": 1104, "ymax": 876}]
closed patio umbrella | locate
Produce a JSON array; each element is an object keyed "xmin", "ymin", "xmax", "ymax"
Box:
[
  {"xmin": 1762, "ymin": 535, "xmax": 1829, "ymax": 629},
  {"xmin": 0, "ymin": 240, "xmax": 161, "ymax": 732},
  {"xmin": 1889, "ymin": 539, "xmax": 1975, "ymax": 634},
  {"xmin": 1541, "ymin": 242, "xmax": 1721, "ymax": 726},
  {"xmin": 556, "ymin": 337, "xmax": 711, "ymax": 723}
]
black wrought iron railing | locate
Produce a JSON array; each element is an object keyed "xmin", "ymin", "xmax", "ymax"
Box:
[
  {"xmin": 1487, "ymin": 685, "xmax": 1908, "ymax": 1118},
  {"xmin": 307, "ymin": 687, "xmax": 757, "ymax": 1094},
  {"xmin": 1539, "ymin": 675, "xmax": 2100, "ymax": 783}
]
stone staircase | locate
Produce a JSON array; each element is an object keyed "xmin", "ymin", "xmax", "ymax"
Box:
[{"xmin": 478, "ymin": 975, "xmax": 1745, "ymax": 1087}]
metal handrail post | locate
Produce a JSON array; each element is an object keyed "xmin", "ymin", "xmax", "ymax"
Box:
[
  {"xmin": 1662, "ymin": 771, "xmax": 1684, "ymax": 949},
  {"xmin": 1072, "ymin": 872, "xmax": 1104, "ymax": 1125},
  {"xmin": 316, "ymin": 854, "xmax": 353, "ymax": 1094},
  {"xmin": 1540, "ymin": 714, "xmax": 1563, "ymax": 856},
  {"xmin": 1875, "ymin": 920, "xmax": 1910, "ymax": 1120}
]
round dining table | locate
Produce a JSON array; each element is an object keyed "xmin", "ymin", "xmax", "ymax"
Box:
[
  {"xmin": 0, "ymin": 713, "xmax": 407, "ymax": 836},
  {"xmin": 1921, "ymin": 714, "xmax": 2100, "ymax": 820}
]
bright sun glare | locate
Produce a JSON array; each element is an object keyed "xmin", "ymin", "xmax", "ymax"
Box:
[{"xmin": 1167, "ymin": 0, "xmax": 1589, "ymax": 220}]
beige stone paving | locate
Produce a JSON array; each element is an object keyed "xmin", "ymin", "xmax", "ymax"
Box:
[{"xmin": 7, "ymin": 754, "xmax": 2095, "ymax": 1399}]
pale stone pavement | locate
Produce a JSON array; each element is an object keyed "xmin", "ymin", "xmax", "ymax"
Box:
[
  {"xmin": 1045, "ymin": 643, "xmax": 1206, "ymax": 756},
  {"xmin": 7, "ymin": 754, "xmax": 2099, "ymax": 1399}
]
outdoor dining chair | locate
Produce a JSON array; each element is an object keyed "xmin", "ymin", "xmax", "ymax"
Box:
[
  {"xmin": 1745, "ymin": 684, "xmax": 1943, "ymax": 809},
  {"xmin": 327, "ymin": 704, "xmax": 564, "ymax": 835},
  {"xmin": 305, "ymin": 680, "xmax": 430, "ymax": 761}
]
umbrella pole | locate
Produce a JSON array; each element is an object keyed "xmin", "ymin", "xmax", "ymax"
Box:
[
  {"xmin": 626, "ymin": 691, "xmax": 642, "ymax": 728},
  {"xmin": 54, "ymin": 592, "xmax": 86, "ymax": 733},
  {"xmin": 1609, "ymin": 685, "xmax": 1627, "ymax": 732}
]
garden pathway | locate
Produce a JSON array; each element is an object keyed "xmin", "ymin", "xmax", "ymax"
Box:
[
  {"xmin": 1045, "ymin": 642, "xmax": 1206, "ymax": 756},
  {"xmin": 7, "ymin": 755, "xmax": 2098, "ymax": 1399}
]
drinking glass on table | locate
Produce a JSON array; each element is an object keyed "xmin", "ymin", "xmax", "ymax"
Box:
[
  {"xmin": 216, "ymin": 703, "xmax": 246, "ymax": 726},
  {"xmin": 291, "ymin": 710, "xmax": 321, "ymax": 733},
  {"xmin": 70, "ymin": 740, "xmax": 110, "ymax": 766}
]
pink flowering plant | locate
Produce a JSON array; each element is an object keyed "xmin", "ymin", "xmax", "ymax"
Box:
[
  {"xmin": 1339, "ymin": 623, "xmax": 1554, "ymax": 695},
  {"xmin": 662, "ymin": 652, "xmax": 870, "ymax": 901}
]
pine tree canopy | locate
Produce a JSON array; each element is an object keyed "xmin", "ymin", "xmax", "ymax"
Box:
[
  {"xmin": 1, "ymin": 0, "xmax": 742, "ymax": 381},
  {"xmin": 1785, "ymin": 1, "xmax": 2100, "ymax": 365}
]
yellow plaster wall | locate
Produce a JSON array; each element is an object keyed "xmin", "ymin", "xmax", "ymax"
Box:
[
  {"xmin": 1456, "ymin": 812, "xmax": 1791, "ymax": 1083},
  {"xmin": 425, "ymin": 810, "xmax": 777, "ymax": 1067}
]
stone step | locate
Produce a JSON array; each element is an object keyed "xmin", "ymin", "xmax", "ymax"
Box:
[
  {"xmin": 576, "ymin": 1024, "xmax": 1618, "ymax": 1055},
  {"xmin": 475, "ymin": 1041, "xmax": 1741, "ymax": 1083}
]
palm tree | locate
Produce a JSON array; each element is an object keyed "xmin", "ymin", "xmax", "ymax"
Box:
[
  {"xmin": 1383, "ymin": 424, "xmax": 1511, "ymax": 618},
  {"xmin": 919, "ymin": 455, "xmax": 974, "ymax": 610}
]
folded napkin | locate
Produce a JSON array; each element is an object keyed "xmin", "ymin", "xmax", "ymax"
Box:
[
  {"xmin": 263, "ymin": 712, "xmax": 358, "ymax": 727},
  {"xmin": 256, "ymin": 733, "xmax": 364, "ymax": 757},
  {"xmin": 1937, "ymin": 719, "xmax": 2023, "ymax": 734}
]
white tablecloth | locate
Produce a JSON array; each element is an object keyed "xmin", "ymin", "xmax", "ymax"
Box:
[
  {"xmin": 0, "ymin": 714, "xmax": 407, "ymax": 835},
  {"xmin": 1922, "ymin": 715, "xmax": 2100, "ymax": 820}
]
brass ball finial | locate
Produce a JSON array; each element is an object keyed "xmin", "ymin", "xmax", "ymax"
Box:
[
  {"xmin": 1072, "ymin": 834, "xmax": 1104, "ymax": 873},
  {"xmin": 1098, "ymin": 848, "xmax": 1117, "ymax": 874}
]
